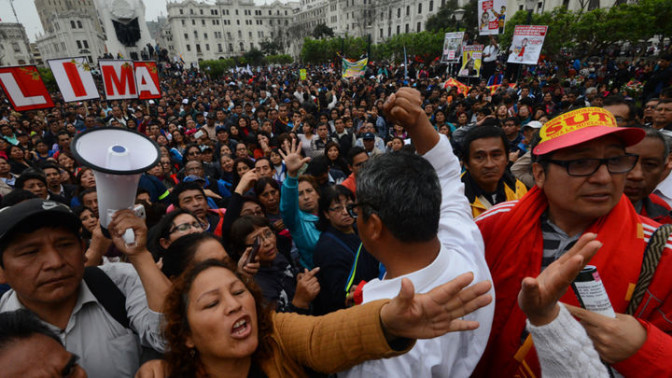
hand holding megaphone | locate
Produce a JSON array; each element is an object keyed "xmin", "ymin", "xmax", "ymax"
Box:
[{"xmin": 108, "ymin": 209, "xmax": 150, "ymax": 258}]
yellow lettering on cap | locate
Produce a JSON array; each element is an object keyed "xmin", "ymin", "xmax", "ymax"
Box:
[{"xmin": 538, "ymin": 107, "xmax": 618, "ymax": 144}]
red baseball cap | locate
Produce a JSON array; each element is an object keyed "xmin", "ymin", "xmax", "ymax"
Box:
[{"xmin": 533, "ymin": 107, "xmax": 645, "ymax": 155}]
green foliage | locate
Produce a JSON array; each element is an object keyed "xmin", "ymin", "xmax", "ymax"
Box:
[
  {"xmin": 259, "ymin": 40, "xmax": 281, "ymax": 55},
  {"xmin": 199, "ymin": 59, "xmax": 235, "ymax": 77},
  {"xmin": 312, "ymin": 23, "xmax": 335, "ymax": 39},
  {"xmin": 37, "ymin": 67, "xmax": 57, "ymax": 92},
  {"xmin": 425, "ymin": 0, "xmax": 478, "ymax": 34},
  {"xmin": 243, "ymin": 48, "xmax": 265, "ymax": 66},
  {"xmin": 265, "ymin": 54, "xmax": 293, "ymax": 65},
  {"xmin": 374, "ymin": 31, "xmax": 446, "ymax": 63},
  {"xmin": 300, "ymin": 36, "xmax": 368, "ymax": 64}
]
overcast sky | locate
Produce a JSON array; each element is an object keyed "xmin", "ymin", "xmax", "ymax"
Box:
[{"xmin": 1, "ymin": 0, "xmax": 286, "ymax": 42}]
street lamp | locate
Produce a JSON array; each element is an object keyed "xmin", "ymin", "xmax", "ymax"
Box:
[
  {"xmin": 453, "ymin": 8, "xmax": 465, "ymax": 31},
  {"xmin": 525, "ymin": 0, "xmax": 536, "ymax": 24}
]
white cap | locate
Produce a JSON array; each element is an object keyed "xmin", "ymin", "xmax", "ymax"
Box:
[{"xmin": 524, "ymin": 121, "xmax": 543, "ymax": 129}]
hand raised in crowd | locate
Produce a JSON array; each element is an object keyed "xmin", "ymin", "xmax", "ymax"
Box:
[
  {"xmin": 203, "ymin": 188, "xmax": 222, "ymax": 200},
  {"xmin": 293, "ymin": 267, "xmax": 321, "ymax": 309},
  {"xmin": 237, "ymin": 246, "xmax": 261, "ymax": 278},
  {"xmin": 382, "ymin": 87, "xmax": 426, "ymax": 130},
  {"xmin": 271, "ymin": 218, "xmax": 286, "ymax": 232},
  {"xmin": 108, "ymin": 209, "xmax": 150, "ymax": 258},
  {"xmin": 235, "ymin": 168, "xmax": 259, "ymax": 195},
  {"xmin": 518, "ymin": 233, "xmax": 602, "ymax": 326},
  {"xmin": 279, "ymin": 138, "xmax": 310, "ymax": 178},
  {"xmin": 380, "ymin": 272, "xmax": 492, "ymax": 341},
  {"xmin": 566, "ymin": 305, "xmax": 647, "ymax": 364}
]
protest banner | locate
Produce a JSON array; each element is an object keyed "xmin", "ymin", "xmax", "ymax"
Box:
[
  {"xmin": 99, "ymin": 60, "xmax": 138, "ymax": 100},
  {"xmin": 48, "ymin": 57, "xmax": 99, "ymax": 103},
  {"xmin": 134, "ymin": 61, "xmax": 162, "ymax": 100},
  {"xmin": 507, "ymin": 25, "xmax": 548, "ymax": 65},
  {"xmin": 342, "ymin": 57, "xmax": 368, "ymax": 78},
  {"xmin": 299, "ymin": 69, "xmax": 307, "ymax": 80},
  {"xmin": 479, "ymin": 0, "xmax": 507, "ymax": 35},
  {"xmin": 440, "ymin": 32, "xmax": 464, "ymax": 63},
  {"xmin": 0, "ymin": 66, "xmax": 54, "ymax": 111},
  {"xmin": 459, "ymin": 45, "xmax": 483, "ymax": 78}
]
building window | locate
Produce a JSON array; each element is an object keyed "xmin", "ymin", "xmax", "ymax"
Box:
[
  {"xmin": 418, "ymin": 3, "xmax": 422, "ymax": 14},
  {"xmin": 218, "ymin": 43, "xmax": 222, "ymax": 52},
  {"xmin": 229, "ymin": 43, "xmax": 233, "ymax": 52},
  {"xmin": 186, "ymin": 44, "xmax": 191, "ymax": 51},
  {"xmin": 196, "ymin": 44, "xmax": 201, "ymax": 53},
  {"xmin": 430, "ymin": 1, "xmax": 434, "ymax": 12},
  {"xmin": 405, "ymin": 24, "xmax": 409, "ymax": 33},
  {"xmin": 396, "ymin": 25, "xmax": 400, "ymax": 34},
  {"xmin": 70, "ymin": 20, "xmax": 76, "ymax": 28},
  {"xmin": 201, "ymin": 19, "xmax": 205, "ymax": 25},
  {"xmin": 204, "ymin": 32, "xmax": 208, "ymax": 39},
  {"xmin": 179, "ymin": 9, "xmax": 183, "ymax": 14},
  {"xmin": 206, "ymin": 43, "xmax": 209, "ymax": 51},
  {"xmin": 83, "ymin": 40, "xmax": 88, "ymax": 48},
  {"xmin": 250, "ymin": 42, "xmax": 254, "ymax": 50},
  {"xmin": 417, "ymin": 21, "xmax": 421, "ymax": 32},
  {"xmin": 397, "ymin": 8, "xmax": 401, "ymax": 17},
  {"xmin": 181, "ymin": 20, "xmax": 185, "ymax": 26},
  {"xmin": 194, "ymin": 31, "xmax": 198, "ymax": 39},
  {"xmin": 406, "ymin": 6, "xmax": 410, "ymax": 16},
  {"xmin": 192, "ymin": 19, "xmax": 195, "ymax": 25},
  {"xmin": 77, "ymin": 20, "xmax": 82, "ymax": 28},
  {"xmin": 184, "ymin": 33, "xmax": 188, "ymax": 40},
  {"xmin": 200, "ymin": 9, "xmax": 203, "ymax": 14}
]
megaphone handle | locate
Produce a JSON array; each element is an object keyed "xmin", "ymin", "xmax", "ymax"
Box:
[{"xmin": 122, "ymin": 228, "xmax": 136, "ymax": 246}]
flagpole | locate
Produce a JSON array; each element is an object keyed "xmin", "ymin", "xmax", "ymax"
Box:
[
  {"xmin": 403, "ymin": 45, "xmax": 408, "ymax": 80},
  {"xmin": 9, "ymin": 0, "xmax": 19, "ymax": 22}
]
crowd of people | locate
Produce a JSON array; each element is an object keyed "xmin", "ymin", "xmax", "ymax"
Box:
[{"xmin": 0, "ymin": 42, "xmax": 671, "ymax": 377}]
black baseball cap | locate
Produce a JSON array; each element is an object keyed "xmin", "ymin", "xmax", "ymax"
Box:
[{"xmin": 0, "ymin": 199, "xmax": 81, "ymax": 253}]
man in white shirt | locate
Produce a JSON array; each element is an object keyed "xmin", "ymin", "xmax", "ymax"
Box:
[
  {"xmin": 482, "ymin": 36, "xmax": 499, "ymax": 82},
  {"xmin": 340, "ymin": 88, "xmax": 494, "ymax": 378}
]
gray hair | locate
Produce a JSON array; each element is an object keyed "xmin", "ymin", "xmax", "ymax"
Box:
[{"xmin": 356, "ymin": 151, "xmax": 441, "ymax": 242}]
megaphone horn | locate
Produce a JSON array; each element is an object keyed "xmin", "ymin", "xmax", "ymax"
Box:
[{"xmin": 71, "ymin": 127, "xmax": 160, "ymax": 243}]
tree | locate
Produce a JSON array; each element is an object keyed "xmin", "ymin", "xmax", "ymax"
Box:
[
  {"xmin": 312, "ymin": 23, "xmax": 334, "ymax": 39},
  {"xmin": 243, "ymin": 48, "xmax": 265, "ymax": 66},
  {"xmin": 425, "ymin": 0, "xmax": 459, "ymax": 32},
  {"xmin": 259, "ymin": 40, "xmax": 281, "ymax": 55}
]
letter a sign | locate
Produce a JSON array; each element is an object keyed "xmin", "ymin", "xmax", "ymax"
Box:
[
  {"xmin": 0, "ymin": 65, "xmax": 55, "ymax": 111},
  {"xmin": 99, "ymin": 60, "xmax": 138, "ymax": 100},
  {"xmin": 48, "ymin": 57, "xmax": 99, "ymax": 103},
  {"xmin": 134, "ymin": 61, "xmax": 162, "ymax": 100}
]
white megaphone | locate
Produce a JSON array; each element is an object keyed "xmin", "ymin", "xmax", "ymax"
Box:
[{"xmin": 71, "ymin": 127, "xmax": 160, "ymax": 244}]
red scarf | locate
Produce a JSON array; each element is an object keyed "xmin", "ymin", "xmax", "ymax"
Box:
[{"xmin": 475, "ymin": 186, "xmax": 646, "ymax": 377}]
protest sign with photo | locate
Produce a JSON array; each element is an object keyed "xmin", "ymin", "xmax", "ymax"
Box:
[
  {"xmin": 459, "ymin": 45, "xmax": 483, "ymax": 78},
  {"xmin": 440, "ymin": 32, "xmax": 464, "ymax": 63},
  {"xmin": 479, "ymin": 0, "xmax": 507, "ymax": 35},
  {"xmin": 507, "ymin": 25, "xmax": 548, "ymax": 65}
]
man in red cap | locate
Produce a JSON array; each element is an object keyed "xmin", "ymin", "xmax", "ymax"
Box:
[{"xmin": 474, "ymin": 107, "xmax": 672, "ymax": 377}]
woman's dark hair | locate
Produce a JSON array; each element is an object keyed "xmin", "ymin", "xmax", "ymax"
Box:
[
  {"xmin": 163, "ymin": 259, "xmax": 273, "ymax": 378},
  {"xmin": 74, "ymin": 166, "xmax": 95, "ymax": 195},
  {"xmin": 229, "ymin": 215, "xmax": 271, "ymax": 258},
  {"xmin": 181, "ymin": 143, "xmax": 201, "ymax": 166},
  {"xmin": 317, "ymin": 185, "xmax": 355, "ymax": 231},
  {"xmin": 324, "ymin": 141, "xmax": 340, "ymax": 161},
  {"xmin": 253, "ymin": 177, "xmax": 280, "ymax": 201},
  {"xmin": 232, "ymin": 157, "xmax": 254, "ymax": 185},
  {"xmin": 162, "ymin": 233, "xmax": 227, "ymax": 278},
  {"xmin": 72, "ymin": 206, "xmax": 97, "ymax": 239},
  {"xmin": 147, "ymin": 209, "xmax": 199, "ymax": 257}
]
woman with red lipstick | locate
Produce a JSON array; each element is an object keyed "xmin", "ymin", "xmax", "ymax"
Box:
[{"xmin": 159, "ymin": 259, "xmax": 492, "ymax": 378}]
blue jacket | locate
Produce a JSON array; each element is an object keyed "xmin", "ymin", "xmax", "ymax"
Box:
[{"xmin": 280, "ymin": 176, "xmax": 321, "ymax": 269}]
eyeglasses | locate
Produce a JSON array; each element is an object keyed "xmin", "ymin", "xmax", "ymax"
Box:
[
  {"xmin": 547, "ymin": 154, "xmax": 639, "ymax": 177},
  {"xmin": 188, "ymin": 151, "xmax": 201, "ymax": 156},
  {"xmin": 169, "ymin": 221, "xmax": 204, "ymax": 234},
  {"xmin": 329, "ymin": 203, "xmax": 352, "ymax": 213},
  {"xmin": 246, "ymin": 228, "xmax": 274, "ymax": 246},
  {"xmin": 346, "ymin": 202, "xmax": 377, "ymax": 219}
]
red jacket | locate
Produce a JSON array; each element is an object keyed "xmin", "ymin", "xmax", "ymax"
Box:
[{"xmin": 474, "ymin": 195, "xmax": 672, "ymax": 377}]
